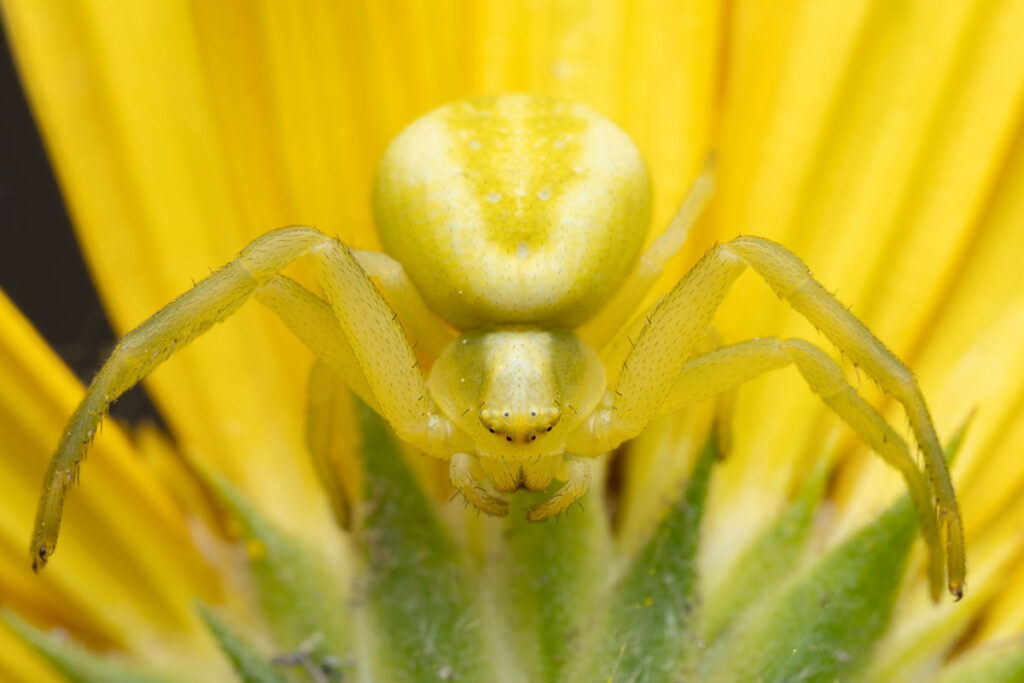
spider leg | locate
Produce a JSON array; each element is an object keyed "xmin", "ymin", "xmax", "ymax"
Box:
[
  {"xmin": 570, "ymin": 246, "xmax": 746, "ymax": 453},
  {"xmin": 354, "ymin": 250, "xmax": 455, "ymax": 358},
  {"xmin": 571, "ymin": 236, "xmax": 963, "ymax": 598},
  {"xmin": 254, "ymin": 274, "xmax": 470, "ymax": 458},
  {"xmin": 449, "ymin": 452, "xmax": 509, "ymax": 516},
  {"xmin": 256, "ymin": 276, "xmax": 377, "ymax": 413},
  {"xmin": 31, "ymin": 227, "xmax": 459, "ymax": 569},
  {"xmin": 526, "ymin": 459, "xmax": 591, "ymax": 522},
  {"xmin": 725, "ymin": 236, "xmax": 963, "ymax": 598},
  {"xmin": 695, "ymin": 327, "xmax": 737, "ymax": 458},
  {"xmin": 658, "ymin": 337, "xmax": 945, "ymax": 600}
]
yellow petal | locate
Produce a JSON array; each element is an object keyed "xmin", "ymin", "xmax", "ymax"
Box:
[
  {"xmin": 837, "ymin": 77, "xmax": 1024, "ymax": 542},
  {"xmin": 701, "ymin": 0, "xmax": 1024, "ymax": 575},
  {"xmin": 0, "ymin": 619, "xmax": 62, "ymax": 683},
  {"xmin": 0, "ymin": 290, "xmax": 224, "ymax": 672},
  {"xmin": 2, "ymin": 0, "xmax": 339, "ymax": 544},
  {"xmin": 3, "ymin": 1, "xmax": 1023, "ymax": 673},
  {"xmin": 3, "ymin": 0, "xmax": 720, "ymax": 541}
]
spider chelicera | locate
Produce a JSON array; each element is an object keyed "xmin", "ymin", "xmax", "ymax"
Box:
[{"xmin": 31, "ymin": 94, "xmax": 964, "ymax": 600}]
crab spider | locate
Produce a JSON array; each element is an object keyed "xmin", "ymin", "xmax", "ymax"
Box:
[{"xmin": 31, "ymin": 95, "xmax": 964, "ymax": 601}]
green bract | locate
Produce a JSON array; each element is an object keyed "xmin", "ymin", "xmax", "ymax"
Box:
[{"xmin": 10, "ymin": 404, "xmax": 1000, "ymax": 682}]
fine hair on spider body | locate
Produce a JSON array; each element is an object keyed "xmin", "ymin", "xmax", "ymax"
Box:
[{"xmin": 31, "ymin": 94, "xmax": 964, "ymax": 602}]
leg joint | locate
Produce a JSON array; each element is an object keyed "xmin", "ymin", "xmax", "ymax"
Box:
[
  {"xmin": 783, "ymin": 338, "xmax": 846, "ymax": 399},
  {"xmin": 724, "ymin": 236, "xmax": 813, "ymax": 299}
]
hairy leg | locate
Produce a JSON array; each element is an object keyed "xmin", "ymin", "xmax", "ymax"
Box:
[
  {"xmin": 33, "ymin": 227, "xmax": 320, "ymax": 568},
  {"xmin": 255, "ymin": 274, "xmax": 472, "ymax": 457},
  {"xmin": 31, "ymin": 227, "xmax": 457, "ymax": 568},
  {"xmin": 354, "ymin": 250, "xmax": 455, "ymax": 358},
  {"xmin": 659, "ymin": 336, "xmax": 945, "ymax": 600},
  {"xmin": 525, "ymin": 459, "xmax": 591, "ymax": 522},
  {"xmin": 725, "ymin": 237, "xmax": 963, "ymax": 598},
  {"xmin": 449, "ymin": 452, "xmax": 509, "ymax": 516},
  {"xmin": 256, "ymin": 276, "xmax": 377, "ymax": 413},
  {"xmin": 580, "ymin": 236, "xmax": 963, "ymax": 597}
]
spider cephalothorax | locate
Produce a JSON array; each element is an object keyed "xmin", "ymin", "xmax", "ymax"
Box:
[{"xmin": 31, "ymin": 94, "xmax": 964, "ymax": 601}]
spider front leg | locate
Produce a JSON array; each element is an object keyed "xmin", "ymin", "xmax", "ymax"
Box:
[
  {"xmin": 353, "ymin": 250, "xmax": 455, "ymax": 358},
  {"xmin": 256, "ymin": 276, "xmax": 378, "ymax": 414},
  {"xmin": 449, "ymin": 452, "xmax": 591, "ymax": 521},
  {"xmin": 449, "ymin": 453, "xmax": 510, "ymax": 516},
  {"xmin": 572, "ymin": 237, "xmax": 964, "ymax": 598},
  {"xmin": 253, "ymin": 273, "xmax": 469, "ymax": 457},
  {"xmin": 31, "ymin": 227, "xmax": 461, "ymax": 569},
  {"xmin": 525, "ymin": 459, "xmax": 592, "ymax": 522}
]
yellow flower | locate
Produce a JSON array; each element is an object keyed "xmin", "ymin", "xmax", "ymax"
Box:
[{"xmin": 2, "ymin": 1, "xmax": 1023, "ymax": 681}]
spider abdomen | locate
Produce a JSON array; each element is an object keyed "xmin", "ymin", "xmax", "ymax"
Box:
[{"xmin": 373, "ymin": 94, "xmax": 652, "ymax": 329}]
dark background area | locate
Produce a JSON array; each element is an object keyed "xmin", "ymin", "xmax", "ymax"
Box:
[{"xmin": 1, "ymin": 27, "xmax": 159, "ymax": 424}]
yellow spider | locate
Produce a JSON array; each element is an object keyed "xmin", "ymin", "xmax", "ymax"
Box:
[{"xmin": 30, "ymin": 94, "xmax": 964, "ymax": 601}]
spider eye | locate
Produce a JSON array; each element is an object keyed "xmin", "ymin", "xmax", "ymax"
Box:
[
  {"xmin": 529, "ymin": 434, "xmax": 536, "ymax": 441},
  {"xmin": 488, "ymin": 428, "xmax": 495, "ymax": 433},
  {"xmin": 546, "ymin": 426, "xmax": 552, "ymax": 432},
  {"xmin": 506, "ymin": 436, "xmax": 512, "ymax": 442}
]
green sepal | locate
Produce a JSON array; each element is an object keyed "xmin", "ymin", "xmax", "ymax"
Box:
[
  {"xmin": 1, "ymin": 609, "xmax": 181, "ymax": 683},
  {"xmin": 578, "ymin": 432, "xmax": 717, "ymax": 682},
  {"xmin": 701, "ymin": 453, "xmax": 829, "ymax": 641},
  {"xmin": 356, "ymin": 400, "xmax": 485, "ymax": 681},
  {"xmin": 490, "ymin": 474, "xmax": 612, "ymax": 681},
  {"xmin": 935, "ymin": 644, "xmax": 1024, "ymax": 683},
  {"xmin": 195, "ymin": 602, "xmax": 286, "ymax": 683},
  {"xmin": 699, "ymin": 408, "xmax": 975, "ymax": 682},
  {"xmin": 699, "ymin": 494, "xmax": 918, "ymax": 681},
  {"xmin": 202, "ymin": 470, "xmax": 350, "ymax": 672}
]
